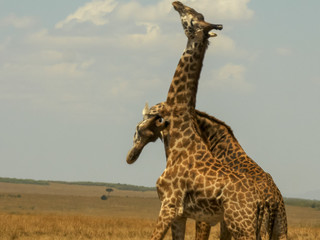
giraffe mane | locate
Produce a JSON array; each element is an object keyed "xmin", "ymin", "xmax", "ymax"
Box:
[{"xmin": 195, "ymin": 109, "xmax": 238, "ymax": 141}]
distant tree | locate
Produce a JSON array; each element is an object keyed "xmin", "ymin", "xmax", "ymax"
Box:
[
  {"xmin": 101, "ymin": 195, "xmax": 108, "ymax": 200},
  {"xmin": 106, "ymin": 188, "xmax": 114, "ymax": 196}
]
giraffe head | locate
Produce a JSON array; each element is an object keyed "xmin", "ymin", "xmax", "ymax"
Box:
[
  {"xmin": 172, "ymin": 1, "xmax": 223, "ymax": 40},
  {"xmin": 126, "ymin": 103, "xmax": 169, "ymax": 164}
]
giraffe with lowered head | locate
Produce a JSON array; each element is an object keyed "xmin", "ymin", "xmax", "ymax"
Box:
[
  {"xmin": 128, "ymin": 2, "xmax": 266, "ymax": 239},
  {"xmin": 128, "ymin": 104, "xmax": 288, "ymax": 240}
]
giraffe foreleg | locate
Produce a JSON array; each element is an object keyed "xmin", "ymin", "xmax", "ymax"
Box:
[
  {"xmin": 219, "ymin": 221, "xmax": 232, "ymax": 240},
  {"xmin": 171, "ymin": 217, "xmax": 187, "ymax": 240},
  {"xmin": 195, "ymin": 221, "xmax": 211, "ymax": 240},
  {"xmin": 151, "ymin": 204, "xmax": 177, "ymax": 240}
]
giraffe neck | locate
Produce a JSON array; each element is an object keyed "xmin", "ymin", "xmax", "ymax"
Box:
[
  {"xmin": 166, "ymin": 38, "xmax": 209, "ymax": 114},
  {"xmin": 161, "ymin": 37, "xmax": 211, "ymax": 162}
]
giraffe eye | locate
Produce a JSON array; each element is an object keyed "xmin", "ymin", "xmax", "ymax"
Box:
[
  {"xmin": 190, "ymin": 19, "xmax": 194, "ymax": 27},
  {"xmin": 155, "ymin": 114, "xmax": 163, "ymax": 123}
]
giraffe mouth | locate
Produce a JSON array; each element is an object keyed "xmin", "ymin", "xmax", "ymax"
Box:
[
  {"xmin": 208, "ymin": 26, "xmax": 222, "ymax": 38},
  {"xmin": 202, "ymin": 22, "xmax": 223, "ymax": 37}
]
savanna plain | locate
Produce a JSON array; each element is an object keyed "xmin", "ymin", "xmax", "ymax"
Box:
[{"xmin": 0, "ymin": 181, "xmax": 319, "ymax": 240}]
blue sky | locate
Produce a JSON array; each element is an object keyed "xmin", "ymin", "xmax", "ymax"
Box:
[{"xmin": 1, "ymin": 0, "xmax": 319, "ymax": 199}]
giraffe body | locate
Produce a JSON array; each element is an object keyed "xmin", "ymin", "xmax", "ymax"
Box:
[
  {"xmin": 152, "ymin": 107, "xmax": 263, "ymax": 240},
  {"xmin": 140, "ymin": 106, "xmax": 287, "ymax": 239}
]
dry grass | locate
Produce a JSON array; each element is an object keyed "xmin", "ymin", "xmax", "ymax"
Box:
[
  {"xmin": 0, "ymin": 214, "xmax": 155, "ymax": 240},
  {"xmin": 0, "ymin": 213, "xmax": 222, "ymax": 240},
  {"xmin": 288, "ymin": 227, "xmax": 320, "ymax": 240},
  {"xmin": 0, "ymin": 213, "xmax": 319, "ymax": 240},
  {"xmin": 0, "ymin": 182, "xmax": 319, "ymax": 239}
]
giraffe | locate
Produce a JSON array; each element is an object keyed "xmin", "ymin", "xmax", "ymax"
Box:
[
  {"xmin": 128, "ymin": 1, "xmax": 264, "ymax": 239},
  {"xmin": 127, "ymin": 1, "xmax": 287, "ymax": 239},
  {"xmin": 128, "ymin": 104, "xmax": 288, "ymax": 240}
]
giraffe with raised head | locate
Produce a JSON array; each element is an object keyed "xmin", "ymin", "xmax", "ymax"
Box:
[{"xmin": 128, "ymin": 1, "xmax": 264, "ymax": 239}]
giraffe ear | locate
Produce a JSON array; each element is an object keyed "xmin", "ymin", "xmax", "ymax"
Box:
[{"xmin": 142, "ymin": 102, "xmax": 150, "ymax": 120}]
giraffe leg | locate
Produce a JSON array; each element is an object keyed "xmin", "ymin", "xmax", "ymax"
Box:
[
  {"xmin": 235, "ymin": 237, "xmax": 256, "ymax": 240},
  {"xmin": 171, "ymin": 217, "xmax": 187, "ymax": 240},
  {"xmin": 195, "ymin": 221, "xmax": 211, "ymax": 240},
  {"xmin": 151, "ymin": 205, "xmax": 177, "ymax": 240},
  {"xmin": 219, "ymin": 221, "xmax": 232, "ymax": 240},
  {"xmin": 270, "ymin": 210, "xmax": 288, "ymax": 240}
]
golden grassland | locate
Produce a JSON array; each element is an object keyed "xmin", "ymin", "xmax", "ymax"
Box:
[{"xmin": 0, "ymin": 182, "xmax": 319, "ymax": 239}]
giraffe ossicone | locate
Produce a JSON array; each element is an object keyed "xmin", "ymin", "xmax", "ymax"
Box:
[{"xmin": 142, "ymin": 102, "xmax": 150, "ymax": 120}]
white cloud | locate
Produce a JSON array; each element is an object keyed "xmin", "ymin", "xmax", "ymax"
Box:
[
  {"xmin": 115, "ymin": 0, "xmax": 253, "ymax": 22},
  {"xmin": 0, "ymin": 58, "xmax": 101, "ymax": 119},
  {"xmin": 55, "ymin": 0, "xmax": 118, "ymax": 28},
  {"xmin": 0, "ymin": 14, "xmax": 36, "ymax": 28},
  {"xmin": 118, "ymin": 22, "xmax": 162, "ymax": 48},
  {"xmin": 0, "ymin": 37, "xmax": 11, "ymax": 52},
  {"xmin": 205, "ymin": 63, "xmax": 254, "ymax": 92},
  {"xmin": 43, "ymin": 60, "xmax": 95, "ymax": 78},
  {"xmin": 28, "ymin": 23, "xmax": 175, "ymax": 53},
  {"xmin": 115, "ymin": 0, "xmax": 172, "ymax": 22},
  {"xmin": 51, "ymin": 0, "xmax": 253, "ymax": 55},
  {"xmin": 0, "ymin": 0, "xmax": 255, "ymax": 119},
  {"xmin": 56, "ymin": 0, "xmax": 253, "ymax": 29},
  {"xmin": 209, "ymin": 33, "xmax": 236, "ymax": 55},
  {"xmin": 187, "ymin": 0, "xmax": 254, "ymax": 20},
  {"xmin": 276, "ymin": 47, "xmax": 293, "ymax": 56},
  {"xmin": 27, "ymin": 29, "xmax": 110, "ymax": 49}
]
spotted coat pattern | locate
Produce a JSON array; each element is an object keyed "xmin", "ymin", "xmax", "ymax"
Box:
[{"xmin": 127, "ymin": 1, "xmax": 287, "ymax": 240}]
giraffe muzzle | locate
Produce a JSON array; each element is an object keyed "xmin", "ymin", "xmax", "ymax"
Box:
[
  {"xmin": 172, "ymin": 1, "xmax": 185, "ymax": 12},
  {"xmin": 126, "ymin": 144, "xmax": 144, "ymax": 164}
]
